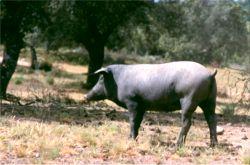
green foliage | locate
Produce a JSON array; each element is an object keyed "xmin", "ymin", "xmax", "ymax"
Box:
[
  {"xmin": 23, "ymin": 27, "xmax": 43, "ymax": 47},
  {"xmin": 43, "ymin": 1, "xmax": 150, "ymax": 50},
  {"xmin": 107, "ymin": 1, "xmax": 185, "ymax": 55},
  {"xmin": 1, "ymin": 0, "xmax": 249, "ymax": 77},
  {"xmin": 176, "ymin": 146, "xmax": 190, "ymax": 157},
  {"xmin": 40, "ymin": 147, "xmax": 60, "ymax": 160},
  {"xmin": 51, "ymin": 49, "xmax": 89, "ymax": 65},
  {"xmin": 1, "ymin": 1, "xmax": 48, "ymax": 46},
  {"xmin": 185, "ymin": 0, "xmax": 248, "ymax": 63},
  {"xmin": 111, "ymin": 0, "xmax": 249, "ymax": 65},
  {"xmin": 221, "ymin": 103, "xmax": 236, "ymax": 120},
  {"xmin": 46, "ymin": 75, "xmax": 54, "ymax": 85},
  {"xmin": 14, "ymin": 76, "xmax": 24, "ymax": 85},
  {"xmin": 42, "ymin": 1, "xmax": 151, "ymax": 86}
]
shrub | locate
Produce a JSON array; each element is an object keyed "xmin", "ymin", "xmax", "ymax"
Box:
[{"xmin": 14, "ymin": 76, "xmax": 25, "ymax": 85}]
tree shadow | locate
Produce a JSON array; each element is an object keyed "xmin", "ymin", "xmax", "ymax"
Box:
[
  {"xmin": 0, "ymin": 100, "xmax": 249, "ymax": 127},
  {"xmin": 0, "ymin": 102, "xmax": 128, "ymax": 126}
]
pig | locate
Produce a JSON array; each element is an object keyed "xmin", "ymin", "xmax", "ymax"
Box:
[{"xmin": 85, "ymin": 61, "xmax": 218, "ymax": 147}]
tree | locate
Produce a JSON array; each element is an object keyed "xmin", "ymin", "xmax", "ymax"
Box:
[
  {"xmin": 23, "ymin": 27, "xmax": 42, "ymax": 70},
  {"xmin": 181, "ymin": 0, "xmax": 248, "ymax": 63},
  {"xmin": 106, "ymin": 0, "xmax": 185, "ymax": 55},
  {"xmin": 0, "ymin": 1, "xmax": 151, "ymax": 98},
  {"xmin": 45, "ymin": 1, "xmax": 151, "ymax": 87},
  {"xmin": 112, "ymin": 0, "xmax": 248, "ymax": 65},
  {"xmin": 0, "ymin": 1, "xmax": 47, "ymax": 98}
]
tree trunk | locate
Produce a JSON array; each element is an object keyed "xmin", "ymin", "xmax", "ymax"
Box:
[
  {"xmin": 30, "ymin": 46, "xmax": 39, "ymax": 70},
  {"xmin": 86, "ymin": 43, "xmax": 105, "ymax": 88},
  {"xmin": 0, "ymin": 44, "xmax": 22, "ymax": 98}
]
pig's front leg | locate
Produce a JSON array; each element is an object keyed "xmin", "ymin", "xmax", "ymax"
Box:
[{"xmin": 126, "ymin": 101, "xmax": 145, "ymax": 139}]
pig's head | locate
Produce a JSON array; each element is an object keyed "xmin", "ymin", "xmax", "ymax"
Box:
[{"xmin": 85, "ymin": 67, "xmax": 116, "ymax": 101}]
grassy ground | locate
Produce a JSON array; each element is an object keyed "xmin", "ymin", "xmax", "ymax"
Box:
[{"xmin": 0, "ymin": 49, "xmax": 249, "ymax": 164}]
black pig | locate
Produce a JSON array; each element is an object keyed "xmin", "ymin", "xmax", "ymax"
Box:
[{"xmin": 85, "ymin": 61, "xmax": 218, "ymax": 147}]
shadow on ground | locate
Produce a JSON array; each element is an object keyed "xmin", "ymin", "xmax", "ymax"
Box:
[{"xmin": 0, "ymin": 100, "xmax": 249, "ymax": 127}]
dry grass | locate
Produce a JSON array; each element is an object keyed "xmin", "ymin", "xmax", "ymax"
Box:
[
  {"xmin": 0, "ymin": 52, "xmax": 249, "ymax": 164},
  {"xmin": 1, "ymin": 112, "xmax": 248, "ymax": 164},
  {"xmin": 1, "ymin": 96, "xmax": 249, "ymax": 164}
]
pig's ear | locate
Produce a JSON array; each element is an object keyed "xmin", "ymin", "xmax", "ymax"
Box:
[{"xmin": 94, "ymin": 68, "xmax": 109, "ymax": 75}]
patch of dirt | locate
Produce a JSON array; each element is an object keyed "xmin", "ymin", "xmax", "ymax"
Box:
[
  {"xmin": 54, "ymin": 63, "xmax": 88, "ymax": 74},
  {"xmin": 220, "ymin": 124, "xmax": 250, "ymax": 148},
  {"xmin": 0, "ymin": 57, "xmax": 30, "ymax": 67}
]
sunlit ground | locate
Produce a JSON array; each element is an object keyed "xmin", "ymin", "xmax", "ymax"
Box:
[{"xmin": 0, "ymin": 50, "xmax": 249, "ymax": 164}]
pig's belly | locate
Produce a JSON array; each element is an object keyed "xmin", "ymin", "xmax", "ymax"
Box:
[{"xmin": 145, "ymin": 98, "xmax": 182, "ymax": 112}]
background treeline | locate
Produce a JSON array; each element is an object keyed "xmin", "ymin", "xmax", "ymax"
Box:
[
  {"xmin": 25, "ymin": 0, "xmax": 249, "ymax": 66},
  {"xmin": 108, "ymin": 0, "xmax": 249, "ymax": 66}
]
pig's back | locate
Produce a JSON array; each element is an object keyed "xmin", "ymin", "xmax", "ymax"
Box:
[
  {"xmin": 109, "ymin": 61, "xmax": 211, "ymax": 86},
  {"xmin": 108, "ymin": 61, "xmax": 212, "ymax": 104}
]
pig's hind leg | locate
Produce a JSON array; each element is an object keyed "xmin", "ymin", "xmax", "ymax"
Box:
[
  {"xmin": 176, "ymin": 97, "xmax": 197, "ymax": 147},
  {"xmin": 199, "ymin": 99, "xmax": 218, "ymax": 147}
]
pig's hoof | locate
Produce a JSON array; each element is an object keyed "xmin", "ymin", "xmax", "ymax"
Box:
[
  {"xmin": 210, "ymin": 141, "xmax": 218, "ymax": 147},
  {"xmin": 216, "ymin": 126, "xmax": 224, "ymax": 135},
  {"xmin": 128, "ymin": 135, "xmax": 138, "ymax": 141}
]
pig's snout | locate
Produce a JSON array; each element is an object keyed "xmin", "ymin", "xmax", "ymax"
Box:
[{"xmin": 83, "ymin": 94, "xmax": 89, "ymax": 102}]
